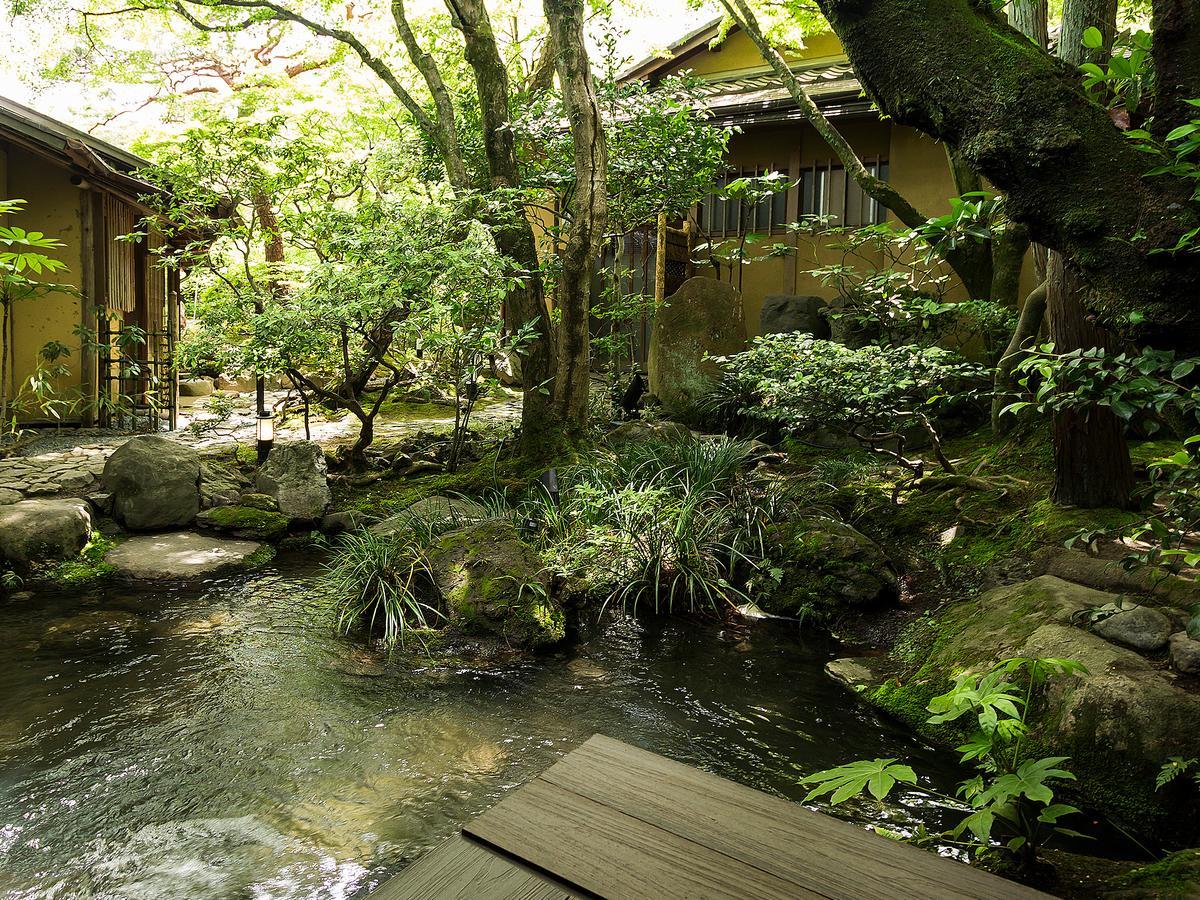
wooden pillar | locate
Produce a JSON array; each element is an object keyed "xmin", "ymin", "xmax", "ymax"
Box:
[
  {"xmin": 79, "ymin": 190, "xmax": 97, "ymax": 426},
  {"xmin": 655, "ymin": 211, "xmax": 668, "ymax": 306}
]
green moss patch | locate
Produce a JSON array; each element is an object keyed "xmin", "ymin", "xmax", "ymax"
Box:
[
  {"xmin": 1109, "ymin": 849, "xmax": 1200, "ymax": 896},
  {"xmin": 196, "ymin": 506, "xmax": 290, "ymax": 540},
  {"xmin": 36, "ymin": 536, "xmax": 118, "ymax": 589}
]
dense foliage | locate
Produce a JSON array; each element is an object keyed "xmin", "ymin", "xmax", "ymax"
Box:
[{"xmin": 710, "ymin": 333, "xmax": 989, "ymax": 476}]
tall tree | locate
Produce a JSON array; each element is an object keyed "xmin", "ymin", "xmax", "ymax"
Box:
[
  {"xmin": 543, "ymin": 0, "xmax": 607, "ymax": 441},
  {"xmin": 442, "ymin": 0, "xmax": 562, "ymax": 453}
]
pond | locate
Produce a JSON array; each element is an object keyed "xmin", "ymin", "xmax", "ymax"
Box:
[{"xmin": 0, "ymin": 552, "xmax": 967, "ymax": 899}]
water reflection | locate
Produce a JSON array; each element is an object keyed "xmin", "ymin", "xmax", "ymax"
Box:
[{"xmin": 0, "ymin": 552, "xmax": 965, "ymax": 898}]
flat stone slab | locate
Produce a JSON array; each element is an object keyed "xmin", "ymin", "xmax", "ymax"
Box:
[{"xmin": 106, "ymin": 532, "xmax": 264, "ymax": 580}]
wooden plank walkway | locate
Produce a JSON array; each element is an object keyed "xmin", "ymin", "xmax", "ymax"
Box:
[{"xmin": 374, "ymin": 734, "xmax": 1052, "ymax": 900}]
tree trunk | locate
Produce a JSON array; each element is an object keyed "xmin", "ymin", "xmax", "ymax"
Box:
[
  {"xmin": 543, "ymin": 0, "xmax": 607, "ymax": 442},
  {"xmin": 1046, "ymin": 255, "xmax": 1134, "ymax": 507},
  {"xmin": 1007, "ymin": 0, "xmax": 1048, "ymax": 48},
  {"xmin": 989, "ymin": 218, "xmax": 1030, "ymax": 309},
  {"xmin": 1151, "ymin": 0, "xmax": 1200, "ymax": 138},
  {"xmin": 944, "ymin": 148, "xmax": 995, "ymax": 299},
  {"xmin": 445, "ymin": 0, "xmax": 561, "ymax": 456},
  {"xmin": 813, "ymin": 0, "xmax": 1200, "ymax": 350},
  {"xmin": 992, "ymin": 277, "xmax": 1048, "ymax": 431},
  {"xmin": 1044, "ymin": 0, "xmax": 1133, "ymax": 509},
  {"xmin": 252, "ymin": 191, "xmax": 285, "ymax": 418},
  {"xmin": 350, "ymin": 413, "xmax": 374, "ymax": 469},
  {"xmin": 1059, "ymin": 0, "xmax": 1116, "ymax": 63},
  {"xmin": 390, "ymin": 0, "xmax": 471, "ymax": 189}
]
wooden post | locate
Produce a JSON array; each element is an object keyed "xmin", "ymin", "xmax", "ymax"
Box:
[
  {"xmin": 682, "ymin": 219, "xmax": 694, "ymax": 279},
  {"xmin": 79, "ymin": 190, "xmax": 96, "ymax": 426},
  {"xmin": 655, "ymin": 211, "xmax": 668, "ymax": 306}
]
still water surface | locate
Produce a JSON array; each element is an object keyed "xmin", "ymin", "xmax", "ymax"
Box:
[{"xmin": 0, "ymin": 552, "xmax": 965, "ymax": 898}]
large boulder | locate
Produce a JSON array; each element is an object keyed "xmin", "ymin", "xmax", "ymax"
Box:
[
  {"xmin": 103, "ymin": 436, "xmax": 200, "ymax": 530},
  {"xmin": 843, "ymin": 575, "xmax": 1200, "ymax": 838},
  {"xmin": 648, "ymin": 277, "xmax": 747, "ymax": 416},
  {"xmin": 0, "ymin": 499, "xmax": 93, "ymax": 566},
  {"xmin": 255, "ymin": 441, "xmax": 330, "ymax": 520},
  {"xmin": 105, "ymin": 532, "xmax": 267, "ymax": 580},
  {"xmin": 763, "ymin": 516, "xmax": 898, "ymax": 615},
  {"xmin": 199, "ymin": 459, "xmax": 246, "ymax": 509},
  {"xmin": 759, "ymin": 294, "xmax": 830, "ymax": 338},
  {"xmin": 427, "ymin": 519, "xmax": 564, "ymax": 650}
]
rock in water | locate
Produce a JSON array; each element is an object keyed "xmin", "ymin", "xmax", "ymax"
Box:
[
  {"xmin": 648, "ymin": 277, "xmax": 747, "ymax": 416},
  {"xmin": 427, "ymin": 520, "xmax": 564, "ymax": 649},
  {"xmin": 105, "ymin": 532, "xmax": 266, "ymax": 580},
  {"xmin": 856, "ymin": 575, "xmax": 1200, "ymax": 837},
  {"xmin": 764, "ymin": 516, "xmax": 898, "ymax": 614},
  {"xmin": 256, "ymin": 442, "xmax": 330, "ymax": 520},
  {"xmin": 1092, "ymin": 604, "xmax": 1173, "ymax": 651},
  {"xmin": 103, "ymin": 436, "xmax": 201, "ymax": 530},
  {"xmin": 0, "ymin": 499, "xmax": 93, "ymax": 565}
]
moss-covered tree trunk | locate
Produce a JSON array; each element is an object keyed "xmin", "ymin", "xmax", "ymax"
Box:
[
  {"xmin": 543, "ymin": 0, "xmax": 606, "ymax": 442},
  {"xmin": 445, "ymin": 0, "xmax": 561, "ymax": 457},
  {"xmin": 1046, "ymin": 256, "xmax": 1134, "ymax": 507},
  {"xmin": 1151, "ymin": 0, "xmax": 1200, "ymax": 139},
  {"xmin": 1044, "ymin": 0, "xmax": 1133, "ymax": 509},
  {"xmin": 814, "ymin": 0, "xmax": 1200, "ymax": 351}
]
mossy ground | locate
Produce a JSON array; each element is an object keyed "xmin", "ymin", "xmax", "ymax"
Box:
[
  {"xmin": 784, "ymin": 424, "xmax": 1145, "ymax": 606},
  {"xmin": 783, "ymin": 423, "xmax": 1189, "ymax": 844},
  {"xmin": 329, "ymin": 446, "xmax": 563, "ymax": 518}
]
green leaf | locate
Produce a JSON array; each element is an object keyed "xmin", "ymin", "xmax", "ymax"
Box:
[
  {"xmin": 1081, "ymin": 26, "xmax": 1103, "ymax": 49},
  {"xmin": 801, "ymin": 758, "xmax": 918, "ymax": 805}
]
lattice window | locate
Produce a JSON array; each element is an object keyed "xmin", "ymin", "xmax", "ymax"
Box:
[
  {"xmin": 799, "ymin": 158, "xmax": 890, "ymax": 227},
  {"xmin": 103, "ymin": 195, "xmax": 138, "ymax": 313},
  {"xmin": 698, "ymin": 166, "xmax": 790, "ymax": 237}
]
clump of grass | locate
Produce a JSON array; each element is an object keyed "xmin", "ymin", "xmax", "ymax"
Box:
[
  {"xmin": 326, "ymin": 527, "xmax": 443, "ymax": 649},
  {"xmin": 517, "ymin": 435, "xmax": 780, "ymax": 616}
]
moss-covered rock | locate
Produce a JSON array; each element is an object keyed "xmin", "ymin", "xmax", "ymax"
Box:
[
  {"xmin": 196, "ymin": 505, "xmax": 290, "ymax": 540},
  {"xmin": 1107, "ymin": 849, "xmax": 1200, "ymax": 897},
  {"xmin": 846, "ymin": 575, "xmax": 1200, "ymax": 840},
  {"xmin": 238, "ymin": 492, "xmax": 279, "ymax": 512},
  {"xmin": 427, "ymin": 520, "xmax": 564, "ymax": 650},
  {"xmin": 763, "ymin": 516, "xmax": 898, "ymax": 617}
]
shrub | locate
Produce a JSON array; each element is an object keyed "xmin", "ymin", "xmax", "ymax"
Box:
[{"xmin": 711, "ymin": 333, "xmax": 990, "ymax": 476}]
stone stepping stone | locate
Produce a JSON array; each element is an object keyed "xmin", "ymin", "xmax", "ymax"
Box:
[{"xmin": 106, "ymin": 532, "xmax": 265, "ymax": 580}]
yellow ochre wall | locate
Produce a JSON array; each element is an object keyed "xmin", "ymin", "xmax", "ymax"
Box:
[
  {"xmin": 2, "ymin": 143, "xmax": 86, "ymax": 421},
  {"xmin": 662, "ymin": 27, "xmax": 1037, "ymax": 335}
]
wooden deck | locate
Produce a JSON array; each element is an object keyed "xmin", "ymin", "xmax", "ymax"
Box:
[{"xmin": 373, "ymin": 734, "xmax": 1052, "ymax": 900}]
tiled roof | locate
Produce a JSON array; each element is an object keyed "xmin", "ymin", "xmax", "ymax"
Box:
[{"xmin": 690, "ymin": 61, "xmax": 864, "ymax": 122}]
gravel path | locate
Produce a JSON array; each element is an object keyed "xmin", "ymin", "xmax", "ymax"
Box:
[{"xmin": 0, "ymin": 393, "xmax": 521, "ymax": 505}]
